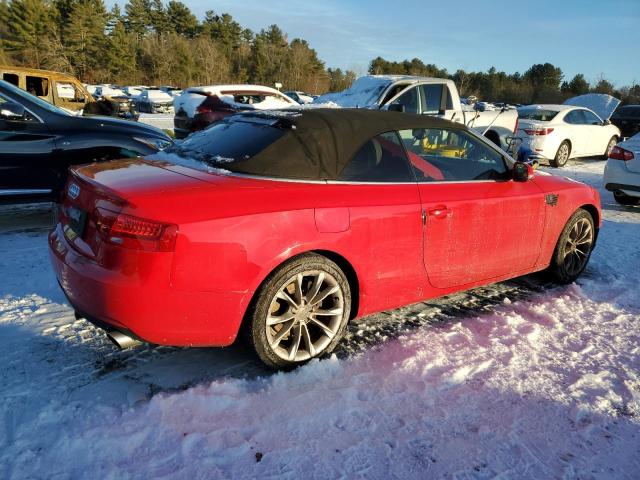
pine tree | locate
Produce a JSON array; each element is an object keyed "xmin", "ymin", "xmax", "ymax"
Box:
[
  {"xmin": 124, "ymin": 0, "xmax": 151, "ymax": 38},
  {"xmin": 150, "ymin": 0, "xmax": 170, "ymax": 35},
  {"xmin": 105, "ymin": 18, "xmax": 138, "ymax": 83},
  {"xmin": 166, "ymin": 1, "xmax": 198, "ymax": 38},
  {"xmin": 5, "ymin": 0, "xmax": 56, "ymax": 68},
  {"xmin": 63, "ymin": 0, "xmax": 108, "ymax": 81}
]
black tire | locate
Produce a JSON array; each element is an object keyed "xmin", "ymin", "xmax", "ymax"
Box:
[
  {"xmin": 550, "ymin": 141, "xmax": 571, "ymax": 168},
  {"xmin": 245, "ymin": 253, "xmax": 351, "ymax": 369},
  {"xmin": 603, "ymin": 136, "xmax": 618, "ymax": 159},
  {"xmin": 547, "ymin": 208, "xmax": 595, "ymax": 284},
  {"xmin": 613, "ymin": 191, "xmax": 639, "ymax": 206}
]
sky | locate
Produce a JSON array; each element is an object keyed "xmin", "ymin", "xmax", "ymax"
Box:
[{"xmin": 108, "ymin": 0, "xmax": 640, "ymax": 86}]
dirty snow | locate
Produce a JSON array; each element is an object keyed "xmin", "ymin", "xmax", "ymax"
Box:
[{"xmin": 1, "ymin": 159, "xmax": 639, "ymax": 479}]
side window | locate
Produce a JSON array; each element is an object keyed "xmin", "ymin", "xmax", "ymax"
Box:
[
  {"xmin": 399, "ymin": 128, "xmax": 509, "ymax": 182},
  {"xmin": 338, "ymin": 131, "xmax": 413, "ymax": 182},
  {"xmin": 25, "ymin": 76, "xmax": 49, "ymax": 97},
  {"xmin": 419, "ymin": 84, "xmax": 444, "ymax": 114},
  {"xmin": 565, "ymin": 110, "xmax": 586, "ymax": 125},
  {"xmin": 582, "ymin": 110, "xmax": 601, "ymax": 125},
  {"xmin": 56, "ymin": 82, "xmax": 86, "ymax": 104},
  {"xmin": 388, "ymin": 87, "xmax": 419, "ymax": 114},
  {"xmin": 3, "ymin": 73, "xmax": 19, "ymax": 87}
]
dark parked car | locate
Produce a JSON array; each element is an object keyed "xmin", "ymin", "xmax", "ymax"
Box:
[
  {"xmin": 0, "ymin": 80, "xmax": 171, "ymax": 204},
  {"xmin": 611, "ymin": 105, "xmax": 640, "ymax": 138},
  {"xmin": 173, "ymin": 85, "xmax": 296, "ymax": 138}
]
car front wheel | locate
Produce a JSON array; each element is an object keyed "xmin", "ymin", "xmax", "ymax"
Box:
[
  {"xmin": 547, "ymin": 208, "xmax": 595, "ymax": 284},
  {"xmin": 246, "ymin": 254, "xmax": 351, "ymax": 369}
]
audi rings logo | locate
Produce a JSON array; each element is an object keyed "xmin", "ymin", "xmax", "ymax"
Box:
[{"xmin": 68, "ymin": 183, "xmax": 80, "ymax": 199}]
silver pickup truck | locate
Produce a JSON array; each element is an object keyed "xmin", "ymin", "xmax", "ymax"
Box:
[{"xmin": 315, "ymin": 75, "xmax": 519, "ymax": 151}]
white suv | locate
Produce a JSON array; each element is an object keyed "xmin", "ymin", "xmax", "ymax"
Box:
[{"xmin": 603, "ymin": 133, "xmax": 640, "ymax": 205}]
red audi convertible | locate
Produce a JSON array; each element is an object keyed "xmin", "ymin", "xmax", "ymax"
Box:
[{"xmin": 49, "ymin": 109, "xmax": 601, "ymax": 368}]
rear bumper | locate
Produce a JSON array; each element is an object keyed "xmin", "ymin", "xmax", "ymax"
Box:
[
  {"xmin": 48, "ymin": 224, "xmax": 248, "ymax": 347},
  {"xmin": 603, "ymin": 160, "xmax": 640, "ymax": 197}
]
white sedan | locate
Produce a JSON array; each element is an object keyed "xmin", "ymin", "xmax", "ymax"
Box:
[
  {"xmin": 516, "ymin": 105, "xmax": 621, "ymax": 167},
  {"xmin": 603, "ymin": 133, "xmax": 640, "ymax": 205}
]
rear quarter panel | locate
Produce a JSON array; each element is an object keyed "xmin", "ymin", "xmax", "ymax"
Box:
[{"xmin": 164, "ymin": 179, "xmax": 427, "ymax": 323}]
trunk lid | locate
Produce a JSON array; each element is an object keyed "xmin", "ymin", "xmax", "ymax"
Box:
[
  {"xmin": 59, "ymin": 159, "xmax": 213, "ymax": 258},
  {"xmin": 564, "ymin": 93, "xmax": 621, "ymax": 121}
]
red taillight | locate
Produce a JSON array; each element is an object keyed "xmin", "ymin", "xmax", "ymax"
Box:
[
  {"xmin": 524, "ymin": 127, "xmax": 554, "ymax": 135},
  {"xmin": 196, "ymin": 103, "xmax": 214, "ymax": 114},
  {"xmin": 94, "ymin": 208, "xmax": 177, "ymax": 252},
  {"xmin": 196, "ymin": 94, "xmax": 226, "ymax": 115},
  {"xmin": 609, "ymin": 146, "xmax": 634, "ymax": 161}
]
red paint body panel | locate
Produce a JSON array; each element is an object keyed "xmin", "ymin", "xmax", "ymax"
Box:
[
  {"xmin": 48, "ymin": 159, "xmax": 601, "ymax": 347},
  {"xmin": 419, "ymin": 179, "xmax": 545, "ymax": 289}
]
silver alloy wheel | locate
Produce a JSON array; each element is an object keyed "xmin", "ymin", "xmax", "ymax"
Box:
[
  {"xmin": 266, "ymin": 270, "xmax": 344, "ymax": 362},
  {"xmin": 561, "ymin": 217, "xmax": 593, "ymax": 276},
  {"xmin": 557, "ymin": 143, "xmax": 570, "ymax": 164}
]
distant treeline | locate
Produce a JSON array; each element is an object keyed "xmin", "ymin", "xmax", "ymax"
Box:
[
  {"xmin": 369, "ymin": 57, "xmax": 640, "ymax": 105},
  {"xmin": 1, "ymin": 1, "xmax": 638, "ymax": 104},
  {"xmin": 0, "ymin": 0, "xmax": 356, "ymax": 93}
]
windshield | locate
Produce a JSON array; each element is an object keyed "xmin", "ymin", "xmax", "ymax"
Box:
[
  {"xmin": 153, "ymin": 116, "xmax": 286, "ymax": 173},
  {"xmin": 517, "ymin": 108, "xmax": 559, "ymax": 121},
  {"xmin": 0, "ymin": 79, "xmax": 70, "ymax": 116}
]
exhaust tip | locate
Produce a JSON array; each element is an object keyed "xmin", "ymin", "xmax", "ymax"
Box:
[{"xmin": 106, "ymin": 330, "xmax": 142, "ymax": 349}]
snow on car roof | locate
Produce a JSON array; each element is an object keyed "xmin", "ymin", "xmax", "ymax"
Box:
[
  {"xmin": 314, "ymin": 75, "xmax": 454, "ymax": 108},
  {"xmin": 185, "ymin": 84, "xmax": 289, "ymax": 97}
]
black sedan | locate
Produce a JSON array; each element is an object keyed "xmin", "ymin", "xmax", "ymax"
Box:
[
  {"xmin": 611, "ymin": 105, "xmax": 640, "ymax": 139},
  {"xmin": 0, "ymin": 80, "xmax": 171, "ymax": 204}
]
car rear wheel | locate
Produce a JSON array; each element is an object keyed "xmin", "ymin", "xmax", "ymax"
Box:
[
  {"xmin": 246, "ymin": 254, "xmax": 351, "ymax": 369},
  {"xmin": 613, "ymin": 191, "xmax": 639, "ymax": 206},
  {"xmin": 603, "ymin": 136, "xmax": 618, "ymax": 159},
  {"xmin": 547, "ymin": 209, "xmax": 595, "ymax": 284},
  {"xmin": 550, "ymin": 141, "xmax": 571, "ymax": 168}
]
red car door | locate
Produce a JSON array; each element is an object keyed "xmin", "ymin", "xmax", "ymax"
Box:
[
  {"xmin": 328, "ymin": 131, "xmax": 426, "ymax": 313},
  {"xmin": 399, "ymin": 128, "xmax": 545, "ymax": 289}
]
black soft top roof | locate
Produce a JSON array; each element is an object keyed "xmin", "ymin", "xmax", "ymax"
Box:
[{"xmin": 228, "ymin": 108, "xmax": 467, "ymax": 180}]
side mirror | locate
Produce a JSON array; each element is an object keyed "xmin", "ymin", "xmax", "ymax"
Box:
[
  {"xmin": 0, "ymin": 101, "xmax": 26, "ymax": 120},
  {"xmin": 603, "ymin": 119, "xmax": 611, "ymax": 126},
  {"xmin": 513, "ymin": 161, "xmax": 534, "ymax": 182},
  {"xmin": 388, "ymin": 103, "xmax": 405, "ymax": 113}
]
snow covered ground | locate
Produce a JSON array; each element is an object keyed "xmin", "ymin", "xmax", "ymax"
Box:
[
  {"xmin": 0, "ymin": 159, "xmax": 638, "ymax": 479},
  {"xmin": 137, "ymin": 113, "xmax": 175, "ymax": 133}
]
